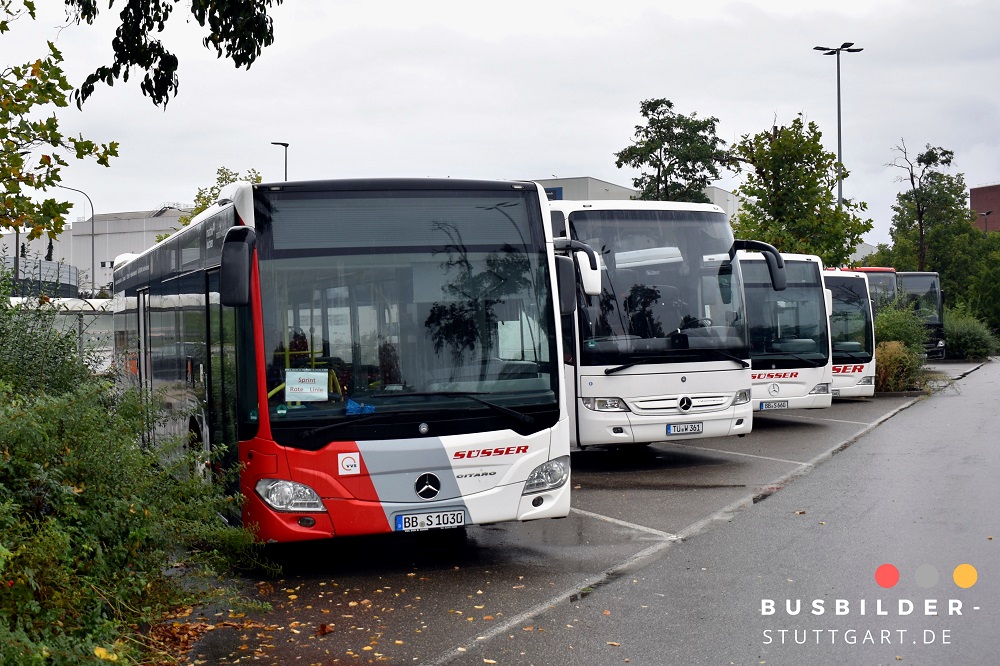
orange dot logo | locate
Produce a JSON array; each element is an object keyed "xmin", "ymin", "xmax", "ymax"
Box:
[{"xmin": 953, "ymin": 564, "xmax": 978, "ymax": 589}]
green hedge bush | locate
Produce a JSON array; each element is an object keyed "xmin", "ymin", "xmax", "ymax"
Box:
[
  {"xmin": 1, "ymin": 283, "xmax": 260, "ymax": 664},
  {"xmin": 874, "ymin": 305, "xmax": 928, "ymax": 350},
  {"xmin": 944, "ymin": 305, "xmax": 1000, "ymax": 361}
]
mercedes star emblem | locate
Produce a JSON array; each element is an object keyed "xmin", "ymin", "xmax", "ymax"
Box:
[
  {"xmin": 768, "ymin": 383, "xmax": 780, "ymax": 397},
  {"xmin": 414, "ymin": 473, "xmax": 441, "ymax": 500},
  {"xmin": 678, "ymin": 396, "xmax": 693, "ymax": 411}
]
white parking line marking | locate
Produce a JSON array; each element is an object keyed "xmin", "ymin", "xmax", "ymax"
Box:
[
  {"xmin": 570, "ymin": 507, "xmax": 680, "ymax": 540},
  {"xmin": 671, "ymin": 443, "xmax": 811, "ymax": 467}
]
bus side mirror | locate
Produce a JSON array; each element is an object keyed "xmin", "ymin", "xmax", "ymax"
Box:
[
  {"xmin": 576, "ymin": 251, "xmax": 601, "ymax": 296},
  {"xmin": 220, "ymin": 226, "xmax": 256, "ymax": 307},
  {"xmin": 552, "ymin": 238, "xmax": 601, "ymax": 296},
  {"xmin": 825, "ymin": 288, "xmax": 833, "ymax": 318},
  {"xmin": 555, "ymin": 255, "xmax": 577, "ymax": 315},
  {"xmin": 732, "ymin": 239, "xmax": 786, "ymax": 291}
]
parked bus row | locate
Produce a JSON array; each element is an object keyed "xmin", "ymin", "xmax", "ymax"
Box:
[
  {"xmin": 109, "ymin": 180, "xmax": 835, "ymax": 546},
  {"xmin": 853, "ymin": 266, "xmax": 945, "ymax": 359}
]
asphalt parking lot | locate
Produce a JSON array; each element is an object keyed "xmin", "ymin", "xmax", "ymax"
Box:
[{"xmin": 187, "ymin": 361, "xmax": 986, "ymax": 665}]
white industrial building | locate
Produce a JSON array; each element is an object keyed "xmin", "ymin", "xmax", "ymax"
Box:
[
  {"xmin": 1, "ymin": 204, "xmax": 190, "ymax": 296},
  {"xmin": 534, "ymin": 177, "xmax": 743, "ymax": 218}
]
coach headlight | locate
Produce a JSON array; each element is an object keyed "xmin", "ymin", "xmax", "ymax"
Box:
[
  {"xmin": 522, "ymin": 456, "xmax": 570, "ymax": 495},
  {"xmin": 858, "ymin": 376, "xmax": 875, "ymax": 386},
  {"xmin": 582, "ymin": 397, "xmax": 630, "ymax": 411},
  {"xmin": 733, "ymin": 389, "xmax": 751, "ymax": 405},
  {"xmin": 808, "ymin": 383, "xmax": 831, "ymax": 395},
  {"xmin": 255, "ymin": 479, "xmax": 325, "ymax": 512}
]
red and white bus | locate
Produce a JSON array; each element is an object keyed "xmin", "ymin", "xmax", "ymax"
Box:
[
  {"xmin": 740, "ymin": 252, "xmax": 832, "ymax": 411},
  {"xmin": 823, "ymin": 269, "xmax": 875, "ymax": 398},
  {"xmin": 113, "ymin": 179, "xmax": 597, "ymax": 543}
]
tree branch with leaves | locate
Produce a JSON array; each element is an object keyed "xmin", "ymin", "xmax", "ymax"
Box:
[
  {"xmin": 614, "ymin": 98, "xmax": 726, "ymax": 203},
  {"xmin": 887, "ymin": 141, "xmax": 955, "ymax": 271},
  {"xmin": 65, "ymin": 0, "xmax": 283, "ymax": 107},
  {"xmin": 727, "ymin": 114, "xmax": 871, "ymax": 267},
  {"xmin": 2, "ymin": 0, "xmax": 118, "ymax": 240}
]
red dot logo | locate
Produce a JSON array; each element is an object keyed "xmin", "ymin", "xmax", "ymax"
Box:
[{"xmin": 875, "ymin": 563, "xmax": 899, "ymax": 588}]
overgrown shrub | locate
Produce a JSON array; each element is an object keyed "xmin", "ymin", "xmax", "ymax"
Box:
[
  {"xmin": 874, "ymin": 340, "xmax": 925, "ymax": 392},
  {"xmin": 1, "ymin": 280, "xmax": 261, "ymax": 664},
  {"xmin": 944, "ymin": 305, "xmax": 1000, "ymax": 361},
  {"xmin": 874, "ymin": 305, "xmax": 928, "ymax": 351}
]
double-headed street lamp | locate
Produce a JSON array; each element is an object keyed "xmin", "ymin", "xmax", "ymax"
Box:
[
  {"xmin": 271, "ymin": 141, "xmax": 289, "ymax": 180},
  {"xmin": 981, "ymin": 210, "xmax": 993, "ymax": 236},
  {"xmin": 814, "ymin": 42, "xmax": 863, "ymax": 208},
  {"xmin": 56, "ymin": 184, "xmax": 96, "ymax": 294}
]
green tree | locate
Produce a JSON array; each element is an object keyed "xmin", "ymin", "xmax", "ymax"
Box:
[
  {"xmin": 157, "ymin": 166, "xmax": 262, "ymax": 241},
  {"xmin": 887, "ymin": 142, "xmax": 955, "ymax": 271},
  {"xmin": 879, "ymin": 144, "xmax": 987, "ymax": 310},
  {"xmin": 727, "ymin": 114, "xmax": 872, "ymax": 268},
  {"xmin": 966, "ymin": 241, "xmax": 1000, "ymax": 334},
  {"xmin": 66, "ymin": 0, "xmax": 283, "ymax": 107},
  {"xmin": 1, "ymin": 1, "xmax": 118, "ymax": 240},
  {"xmin": 179, "ymin": 166, "xmax": 262, "ymax": 226},
  {"xmin": 614, "ymin": 98, "xmax": 726, "ymax": 203}
]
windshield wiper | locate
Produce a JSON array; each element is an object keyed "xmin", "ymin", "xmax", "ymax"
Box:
[
  {"xmin": 752, "ymin": 351, "xmax": 826, "ymax": 368},
  {"xmin": 297, "ymin": 413, "xmax": 382, "ymax": 439},
  {"xmin": 605, "ymin": 349, "xmax": 749, "ymax": 375},
  {"xmin": 369, "ymin": 391, "xmax": 535, "ymax": 425}
]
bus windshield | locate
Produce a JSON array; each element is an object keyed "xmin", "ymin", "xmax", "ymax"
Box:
[
  {"xmin": 862, "ymin": 270, "xmax": 897, "ymax": 315},
  {"xmin": 567, "ymin": 208, "xmax": 747, "ymax": 366},
  {"xmin": 743, "ymin": 258, "xmax": 829, "ymax": 367},
  {"xmin": 898, "ymin": 273, "xmax": 942, "ymax": 324},
  {"xmin": 255, "ymin": 189, "xmax": 558, "ymax": 431},
  {"xmin": 825, "ymin": 274, "xmax": 874, "ymax": 362}
]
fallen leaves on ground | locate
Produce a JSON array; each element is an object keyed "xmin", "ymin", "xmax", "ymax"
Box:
[{"xmin": 145, "ymin": 617, "xmax": 277, "ymax": 663}]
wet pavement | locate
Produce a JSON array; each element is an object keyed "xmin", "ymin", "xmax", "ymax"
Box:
[{"xmin": 181, "ymin": 359, "xmax": 994, "ymax": 665}]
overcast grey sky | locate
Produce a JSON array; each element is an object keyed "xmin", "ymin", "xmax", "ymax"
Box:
[{"xmin": 8, "ymin": 0, "xmax": 1000, "ymax": 246}]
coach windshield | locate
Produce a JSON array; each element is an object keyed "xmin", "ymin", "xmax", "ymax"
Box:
[{"xmin": 567, "ymin": 208, "xmax": 750, "ymax": 367}]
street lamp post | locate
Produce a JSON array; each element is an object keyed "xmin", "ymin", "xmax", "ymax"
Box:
[
  {"xmin": 56, "ymin": 185, "xmax": 96, "ymax": 295},
  {"xmin": 814, "ymin": 42, "xmax": 863, "ymax": 208},
  {"xmin": 981, "ymin": 210, "xmax": 993, "ymax": 236},
  {"xmin": 271, "ymin": 142, "xmax": 289, "ymax": 180}
]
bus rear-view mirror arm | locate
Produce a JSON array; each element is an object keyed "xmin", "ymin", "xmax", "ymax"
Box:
[
  {"xmin": 553, "ymin": 238, "xmax": 601, "ymax": 296},
  {"xmin": 220, "ymin": 226, "xmax": 257, "ymax": 307},
  {"xmin": 732, "ymin": 239, "xmax": 787, "ymax": 291}
]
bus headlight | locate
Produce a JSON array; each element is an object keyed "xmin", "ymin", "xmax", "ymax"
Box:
[
  {"xmin": 255, "ymin": 479, "xmax": 325, "ymax": 512},
  {"xmin": 858, "ymin": 376, "xmax": 875, "ymax": 385},
  {"xmin": 522, "ymin": 456, "xmax": 570, "ymax": 495},
  {"xmin": 809, "ymin": 383, "xmax": 831, "ymax": 395},
  {"xmin": 582, "ymin": 397, "xmax": 630, "ymax": 411},
  {"xmin": 733, "ymin": 389, "xmax": 751, "ymax": 405}
]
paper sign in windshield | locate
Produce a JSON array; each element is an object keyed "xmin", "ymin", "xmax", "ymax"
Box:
[{"xmin": 284, "ymin": 369, "xmax": 329, "ymax": 402}]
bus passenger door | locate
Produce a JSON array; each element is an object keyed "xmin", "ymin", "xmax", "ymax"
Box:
[{"xmin": 207, "ymin": 270, "xmax": 240, "ymax": 485}]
